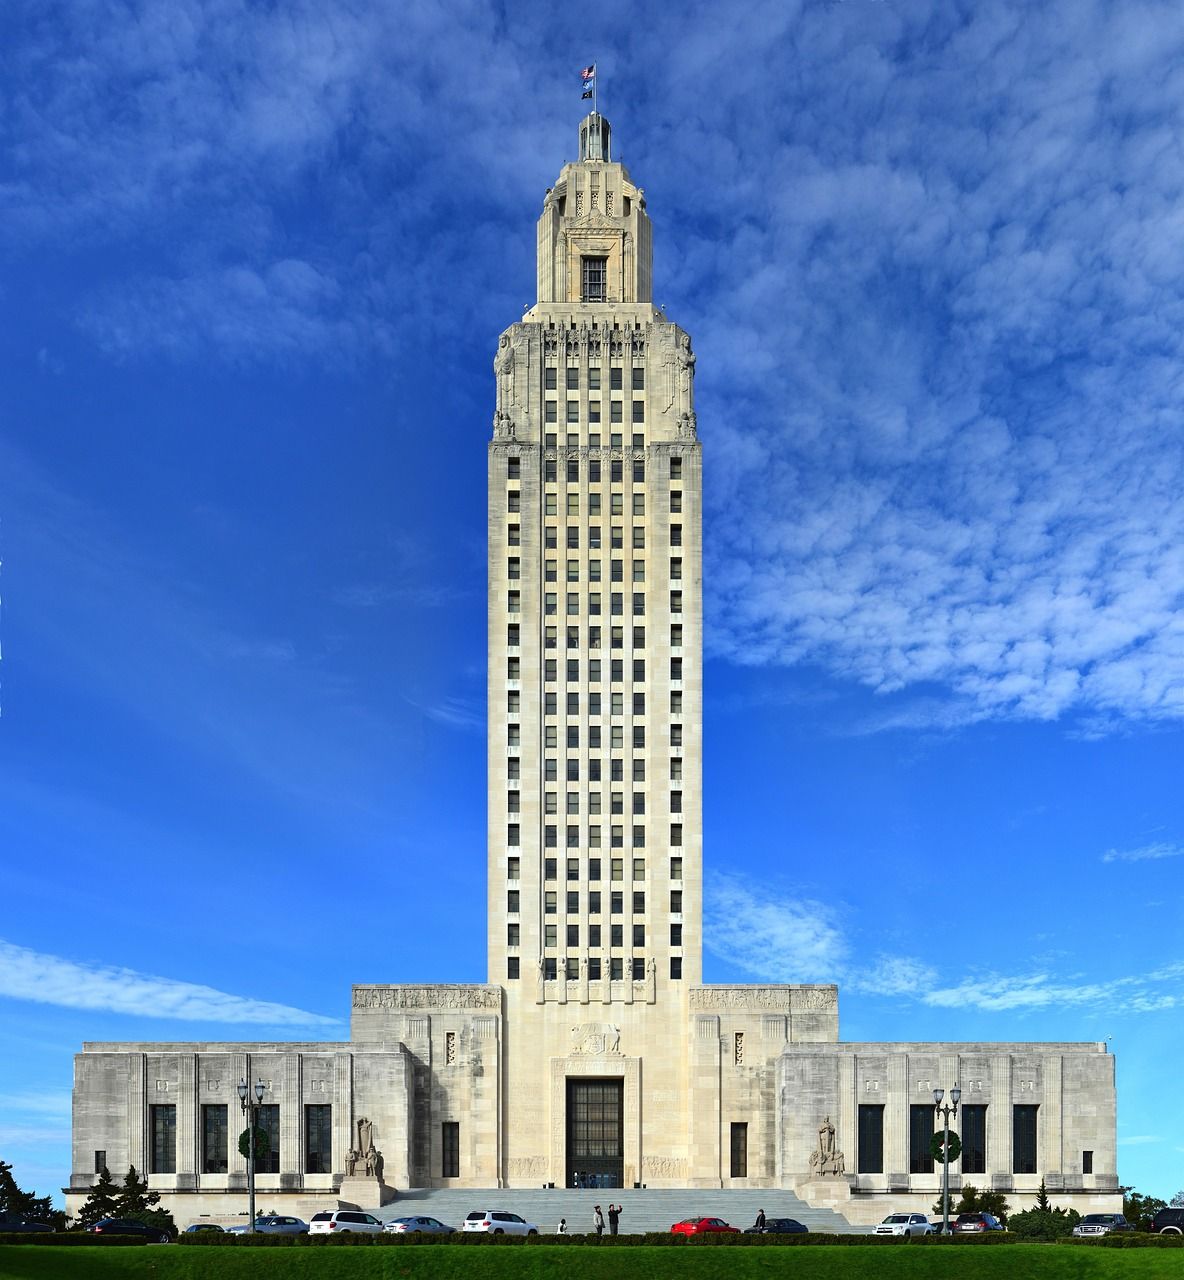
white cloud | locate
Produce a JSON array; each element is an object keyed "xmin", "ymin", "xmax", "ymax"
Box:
[
  {"xmin": 1118, "ymin": 1135, "xmax": 1162, "ymax": 1146},
  {"xmin": 704, "ymin": 873, "xmax": 848, "ymax": 982},
  {"xmin": 0, "ymin": 940, "xmax": 338, "ymax": 1027},
  {"xmin": 1102, "ymin": 843, "xmax": 1184, "ymax": 864}
]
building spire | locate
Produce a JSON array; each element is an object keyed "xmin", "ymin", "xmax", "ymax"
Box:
[{"xmin": 579, "ymin": 112, "xmax": 611, "ymax": 163}]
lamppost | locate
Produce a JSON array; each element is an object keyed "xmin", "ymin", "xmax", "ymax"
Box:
[
  {"xmin": 933, "ymin": 1084, "xmax": 961, "ymax": 1236},
  {"xmin": 237, "ymin": 1078, "xmax": 266, "ymax": 1232}
]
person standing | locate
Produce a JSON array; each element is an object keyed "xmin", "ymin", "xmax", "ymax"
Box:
[
  {"xmin": 594, "ymin": 1205, "xmax": 604, "ymax": 1236},
  {"xmin": 608, "ymin": 1203, "xmax": 620, "ymax": 1235},
  {"xmin": 754, "ymin": 1208, "xmax": 766, "ymax": 1233}
]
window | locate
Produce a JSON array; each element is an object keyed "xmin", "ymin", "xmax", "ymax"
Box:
[
  {"xmin": 633, "ymin": 692, "xmax": 646, "ymax": 716},
  {"xmin": 590, "ymin": 493, "xmax": 601, "ymax": 515},
  {"xmin": 962, "ymin": 1105, "xmax": 987, "ymax": 1175},
  {"xmin": 611, "ymin": 459, "xmax": 623, "ymax": 483},
  {"xmin": 567, "ymin": 891, "xmax": 579, "ymax": 913},
  {"xmin": 507, "ymin": 923, "xmax": 520, "ymax": 946},
  {"xmin": 589, "ymin": 893, "xmax": 602, "ymax": 916},
  {"xmin": 671, "ymin": 791, "xmax": 682, "ymax": 813},
  {"xmin": 588, "ymin": 367, "xmax": 601, "ymax": 390},
  {"xmin": 201, "ymin": 1104, "xmax": 227, "ymax": 1174},
  {"xmin": 1013, "ymin": 1105, "xmax": 1038, "ymax": 1175},
  {"xmin": 442, "ymin": 1122, "xmax": 460, "ymax": 1178},
  {"xmin": 545, "ymin": 892, "xmax": 557, "ymax": 914},
  {"xmin": 545, "ymin": 527, "xmax": 557, "ymax": 548},
  {"xmin": 670, "ymin": 456, "xmax": 682, "ymax": 480},
  {"xmin": 545, "ymin": 493, "xmax": 557, "ymax": 515},
  {"xmin": 670, "ymin": 857, "xmax": 683, "ymax": 880},
  {"xmin": 506, "ymin": 690, "xmax": 519, "ymax": 713},
  {"xmin": 545, "ymin": 855, "xmax": 557, "ymax": 876},
  {"xmin": 589, "ymin": 400, "xmax": 601, "ymax": 422},
  {"xmin": 545, "ymin": 367, "xmax": 557, "ymax": 390},
  {"xmin": 567, "ymin": 492, "xmax": 579, "ymax": 516},
  {"xmin": 633, "ymin": 890, "xmax": 646, "ymax": 913},
  {"xmin": 151, "ymin": 1104, "xmax": 176, "ymax": 1174},
  {"xmin": 631, "ymin": 957, "xmax": 645, "ymax": 980},
  {"xmin": 671, "ymin": 625, "xmax": 683, "ymax": 647},
  {"xmin": 566, "ymin": 790, "xmax": 579, "ymax": 812},
  {"xmin": 507, "ymin": 856, "xmax": 520, "ymax": 879},
  {"xmin": 671, "ymin": 724, "xmax": 682, "ymax": 746},
  {"xmin": 632, "ymin": 401, "xmax": 645, "ymax": 423},
  {"xmin": 671, "ymin": 758, "xmax": 682, "ymax": 781},
  {"xmin": 256, "ymin": 1105, "xmax": 279, "ymax": 1172},
  {"xmin": 94, "ymin": 1150, "xmax": 106, "ymax": 1174},
  {"xmin": 671, "ymin": 490, "xmax": 682, "ymax": 513},
  {"xmin": 610, "ymin": 366, "xmax": 623, "ymax": 390},
  {"xmin": 508, "ymin": 624, "xmax": 520, "ymax": 647},
  {"xmin": 632, "ymin": 791, "xmax": 645, "ymax": 814},
  {"xmin": 1083, "ymin": 1150, "xmax": 1093, "ymax": 1175},
  {"xmin": 632, "ymin": 460, "xmax": 645, "ymax": 483},
  {"xmin": 670, "ymin": 823, "xmax": 683, "ymax": 846},
  {"xmin": 670, "ymin": 890, "xmax": 682, "ymax": 913},
  {"xmin": 544, "ymin": 958, "xmax": 557, "ymax": 979},
  {"xmin": 611, "ymin": 858, "xmax": 624, "ymax": 882},
  {"xmin": 671, "ymin": 556, "xmax": 683, "ymax": 579},
  {"xmin": 507, "ymin": 823, "xmax": 520, "ymax": 845},
  {"xmin": 670, "ymin": 523, "xmax": 682, "ymax": 547},
  {"xmin": 305, "ymin": 1105, "xmax": 332, "ymax": 1174},
  {"xmin": 582, "ymin": 256, "xmax": 607, "ymax": 302},
  {"xmin": 567, "ymin": 593, "xmax": 579, "ymax": 616},
  {"xmin": 545, "ymin": 459, "xmax": 557, "ymax": 482},
  {"xmin": 567, "ymin": 924, "xmax": 579, "ymax": 947},
  {"xmin": 633, "ymin": 625, "xmax": 645, "ymax": 647},
  {"xmin": 589, "ymin": 859, "xmax": 602, "ymax": 881},
  {"xmin": 508, "ymin": 523, "xmax": 520, "ymax": 546},
  {"xmin": 670, "ymin": 923, "xmax": 682, "ymax": 947},
  {"xmin": 544, "ymin": 626, "xmax": 556, "ymax": 648},
  {"xmin": 545, "ymin": 400, "xmax": 557, "ymax": 422},
  {"xmin": 507, "ymin": 490, "xmax": 520, "ymax": 512},
  {"xmin": 545, "ymin": 925, "xmax": 557, "ymax": 947},
  {"xmin": 633, "ymin": 725, "xmax": 645, "ymax": 748},
  {"xmin": 909, "ymin": 1105, "xmax": 934, "ymax": 1174},
  {"xmin": 670, "ymin": 957, "xmax": 682, "ymax": 979},
  {"xmin": 507, "ymin": 890, "xmax": 520, "ymax": 913},
  {"xmin": 507, "ymin": 956, "xmax": 520, "ymax": 979},
  {"xmin": 632, "ymin": 560, "xmax": 645, "ymax": 583},
  {"xmin": 567, "ymin": 459, "xmax": 579, "ymax": 484},
  {"xmin": 632, "ymin": 758, "xmax": 646, "ymax": 781},
  {"xmin": 858, "ymin": 1106, "xmax": 884, "ymax": 1174},
  {"xmin": 632, "ymin": 492, "xmax": 645, "ymax": 515},
  {"xmin": 611, "ymin": 923, "xmax": 623, "ymax": 946},
  {"xmin": 632, "ymin": 923, "xmax": 645, "ymax": 947},
  {"xmin": 610, "ymin": 958, "xmax": 623, "ymax": 979},
  {"xmin": 566, "ymin": 401, "xmax": 579, "ymax": 424},
  {"xmin": 633, "ymin": 857, "xmax": 646, "ymax": 881},
  {"xmin": 671, "ymin": 590, "xmax": 683, "ymax": 613}
]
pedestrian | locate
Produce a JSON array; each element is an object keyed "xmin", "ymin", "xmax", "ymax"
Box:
[
  {"xmin": 608, "ymin": 1203, "xmax": 620, "ymax": 1235},
  {"xmin": 754, "ymin": 1208, "xmax": 766, "ymax": 1233},
  {"xmin": 557, "ymin": 1218, "xmax": 567, "ymax": 1235},
  {"xmin": 594, "ymin": 1205, "xmax": 604, "ymax": 1236}
]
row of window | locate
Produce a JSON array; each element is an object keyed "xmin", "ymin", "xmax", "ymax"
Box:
[
  {"xmin": 856, "ymin": 1104, "xmax": 1039, "ymax": 1176},
  {"xmin": 506, "ymin": 625, "xmax": 682, "ymax": 655},
  {"xmin": 543, "ymin": 366, "xmax": 645, "ymax": 391},
  {"xmin": 517, "ymin": 691, "xmax": 683, "ymax": 718},
  {"xmin": 506, "ymin": 455, "xmax": 682, "ymax": 480},
  {"xmin": 505, "ymin": 758, "xmax": 684, "ymax": 784},
  {"xmin": 520, "ymin": 923, "xmax": 683, "ymax": 949},
  {"xmin": 507, "ymin": 724, "xmax": 683, "ymax": 748},
  {"xmin": 502, "ymin": 856, "xmax": 683, "ymax": 882},
  {"xmin": 505, "ymin": 823, "xmax": 684, "ymax": 848},
  {"xmin": 514, "ymin": 790, "xmax": 684, "ymax": 815},
  {"xmin": 148, "ymin": 1104, "xmax": 332, "ymax": 1176},
  {"xmin": 509, "ymin": 524, "xmax": 684, "ymax": 553},
  {"xmin": 512, "ymin": 658, "xmax": 685, "ymax": 684},
  {"xmin": 509, "ymin": 491, "xmax": 651, "ymax": 517},
  {"xmin": 507, "ymin": 956, "xmax": 682, "ymax": 981},
  {"xmin": 543, "ymin": 458, "xmax": 656, "ymax": 484},
  {"xmin": 528, "ymin": 552, "xmax": 683, "ymax": 583}
]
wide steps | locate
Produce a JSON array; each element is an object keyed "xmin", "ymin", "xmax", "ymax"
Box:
[{"xmin": 374, "ymin": 1187, "xmax": 859, "ymax": 1235}]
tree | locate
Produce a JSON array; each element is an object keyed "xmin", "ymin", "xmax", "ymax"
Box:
[
  {"xmin": 0, "ymin": 1157, "xmax": 68, "ymax": 1232},
  {"xmin": 1034, "ymin": 1178, "xmax": 1052, "ymax": 1212},
  {"xmin": 932, "ymin": 1183, "xmax": 1011, "ymax": 1226},
  {"xmin": 1122, "ymin": 1185, "xmax": 1167, "ymax": 1232},
  {"xmin": 1172, "ymin": 1191, "xmax": 1184, "ymax": 1208},
  {"xmin": 112, "ymin": 1166, "xmax": 176, "ymax": 1238},
  {"xmin": 1008, "ymin": 1208, "xmax": 1079, "ymax": 1241},
  {"xmin": 72, "ymin": 1166, "xmax": 120, "ymax": 1231}
]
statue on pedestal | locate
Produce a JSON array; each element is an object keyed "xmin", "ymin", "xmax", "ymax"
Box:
[{"xmin": 808, "ymin": 1115, "xmax": 846, "ymax": 1176}]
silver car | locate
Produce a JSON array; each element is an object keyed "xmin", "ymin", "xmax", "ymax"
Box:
[
  {"xmin": 384, "ymin": 1215, "xmax": 455, "ymax": 1234},
  {"xmin": 873, "ymin": 1212, "xmax": 933, "ymax": 1237},
  {"xmin": 226, "ymin": 1214, "xmax": 309, "ymax": 1235}
]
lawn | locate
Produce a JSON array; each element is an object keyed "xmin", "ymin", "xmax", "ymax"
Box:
[{"xmin": 2, "ymin": 1246, "xmax": 1183, "ymax": 1280}]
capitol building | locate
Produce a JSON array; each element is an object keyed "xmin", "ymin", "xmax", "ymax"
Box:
[{"xmin": 68, "ymin": 113, "xmax": 1119, "ymax": 1227}]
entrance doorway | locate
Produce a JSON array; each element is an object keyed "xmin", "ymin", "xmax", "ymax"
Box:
[{"xmin": 566, "ymin": 1078, "xmax": 623, "ymax": 1189}]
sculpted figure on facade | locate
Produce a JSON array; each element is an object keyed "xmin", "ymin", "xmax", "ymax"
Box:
[
  {"xmin": 570, "ymin": 1022, "xmax": 621, "ymax": 1056},
  {"xmin": 808, "ymin": 1115, "xmax": 845, "ymax": 1176},
  {"xmin": 494, "ymin": 334, "xmax": 515, "ymax": 411}
]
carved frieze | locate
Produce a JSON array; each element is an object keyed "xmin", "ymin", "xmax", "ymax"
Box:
[
  {"xmin": 687, "ymin": 986, "xmax": 837, "ymax": 1013},
  {"xmin": 352, "ymin": 985, "xmax": 502, "ymax": 1011}
]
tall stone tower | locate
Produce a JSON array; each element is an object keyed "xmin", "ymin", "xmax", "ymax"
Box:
[{"xmin": 486, "ymin": 113, "xmax": 704, "ymax": 1185}]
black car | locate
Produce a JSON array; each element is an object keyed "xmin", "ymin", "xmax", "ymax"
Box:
[
  {"xmin": 743, "ymin": 1218, "xmax": 809, "ymax": 1234},
  {"xmin": 1150, "ymin": 1207, "xmax": 1184, "ymax": 1236},
  {"xmin": 87, "ymin": 1217, "xmax": 173, "ymax": 1243},
  {"xmin": 0, "ymin": 1211, "xmax": 56, "ymax": 1233}
]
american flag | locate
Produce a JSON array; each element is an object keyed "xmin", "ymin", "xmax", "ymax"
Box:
[{"xmin": 581, "ymin": 64, "xmax": 596, "ymax": 80}]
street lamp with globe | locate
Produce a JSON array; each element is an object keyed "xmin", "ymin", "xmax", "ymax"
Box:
[
  {"xmin": 932, "ymin": 1084, "xmax": 961, "ymax": 1236},
  {"xmin": 237, "ymin": 1078, "xmax": 266, "ymax": 1231}
]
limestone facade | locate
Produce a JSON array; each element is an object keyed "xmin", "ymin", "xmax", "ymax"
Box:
[{"xmin": 67, "ymin": 114, "xmax": 1119, "ymax": 1226}]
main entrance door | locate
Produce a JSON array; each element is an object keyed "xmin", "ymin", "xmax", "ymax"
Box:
[{"xmin": 566, "ymin": 1078, "xmax": 623, "ymax": 1189}]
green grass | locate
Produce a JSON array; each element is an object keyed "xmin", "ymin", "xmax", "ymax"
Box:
[{"xmin": 3, "ymin": 1246, "xmax": 1184, "ymax": 1280}]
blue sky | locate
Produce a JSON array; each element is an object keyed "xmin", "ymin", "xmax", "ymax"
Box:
[{"xmin": 1, "ymin": 0, "xmax": 1182, "ymax": 1205}]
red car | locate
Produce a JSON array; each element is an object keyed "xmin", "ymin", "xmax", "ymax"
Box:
[{"xmin": 671, "ymin": 1217, "xmax": 740, "ymax": 1235}]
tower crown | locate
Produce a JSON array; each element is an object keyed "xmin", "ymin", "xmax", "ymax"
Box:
[{"xmin": 533, "ymin": 114, "xmax": 654, "ymax": 311}]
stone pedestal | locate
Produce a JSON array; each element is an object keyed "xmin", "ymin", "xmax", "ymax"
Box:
[{"xmin": 336, "ymin": 1176, "xmax": 395, "ymax": 1209}]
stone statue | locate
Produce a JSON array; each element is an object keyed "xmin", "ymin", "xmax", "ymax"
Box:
[
  {"xmin": 493, "ymin": 410, "xmax": 516, "ymax": 440},
  {"xmin": 808, "ymin": 1115, "xmax": 846, "ymax": 1176},
  {"xmin": 344, "ymin": 1147, "xmax": 360, "ymax": 1177},
  {"xmin": 365, "ymin": 1144, "xmax": 383, "ymax": 1179},
  {"xmin": 677, "ymin": 333, "xmax": 696, "ymax": 402},
  {"xmin": 677, "ymin": 411, "xmax": 697, "ymax": 441},
  {"xmin": 355, "ymin": 1118, "xmax": 373, "ymax": 1161},
  {"xmin": 537, "ymin": 954, "xmax": 547, "ymax": 1002},
  {"xmin": 494, "ymin": 334, "xmax": 515, "ymax": 411}
]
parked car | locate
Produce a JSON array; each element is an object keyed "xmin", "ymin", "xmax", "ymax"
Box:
[
  {"xmin": 671, "ymin": 1217, "xmax": 741, "ymax": 1235},
  {"xmin": 86, "ymin": 1217, "xmax": 172, "ymax": 1243},
  {"xmin": 874, "ymin": 1213, "xmax": 933, "ymax": 1237},
  {"xmin": 1072, "ymin": 1213, "xmax": 1134, "ymax": 1237},
  {"xmin": 0, "ymin": 1211, "xmax": 56, "ymax": 1233},
  {"xmin": 1150, "ymin": 1208, "xmax": 1184, "ymax": 1235},
  {"xmin": 953, "ymin": 1212, "xmax": 1005, "ymax": 1233},
  {"xmin": 226, "ymin": 1214, "xmax": 309, "ymax": 1235},
  {"xmin": 461, "ymin": 1210, "xmax": 538, "ymax": 1235},
  {"xmin": 743, "ymin": 1217, "xmax": 808, "ymax": 1234},
  {"xmin": 182, "ymin": 1223, "xmax": 225, "ymax": 1234},
  {"xmin": 308, "ymin": 1210, "xmax": 385, "ymax": 1235},
  {"xmin": 384, "ymin": 1215, "xmax": 454, "ymax": 1234}
]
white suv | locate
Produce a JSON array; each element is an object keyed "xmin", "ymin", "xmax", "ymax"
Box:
[
  {"xmin": 873, "ymin": 1213, "xmax": 933, "ymax": 1237},
  {"xmin": 461, "ymin": 1210, "xmax": 538, "ymax": 1236},
  {"xmin": 308, "ymin": 1210, "xmax": 385, "ymax": 1235}
]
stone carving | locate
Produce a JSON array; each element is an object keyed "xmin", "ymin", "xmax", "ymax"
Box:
[
  {"xmin": 808, "ymin": 1115, "xmax": 845, "ymax": 1176},
  {"xmin": 344, "ymin": 1147, "xmax": 360, "ymax": 1176},
  {"xmin": 687, "ymin": 986, "xmax": 836, "ymax": 1012},
  {"xmin": 676, "ymin": 412, "xmax": 696, "ymax": 441},
  {"xmin": 493, "ymin": 410, "xmax": 516, "ymax": 440},
  {"xmin": 642, "ymin": 1156, "xmax": 688, "ymax": 1179},
  {"xmin": 352, "ymin": 985, "xmax": 501, "ymax": 1010},
  {"xmin": 494, "ymin": 334, "xmax": 515, "ymax": 411},
  {"xmin": 508, "ymin": 1156, "xmax": 548, "ymax": 1177},
  {"xmin": 365, "ymin": 1145, "xmax": 384, "ymax": 1180},
  {"xmin": 570, "ymin": 1022, "xmax": 621, "ymax": 1055},
  {"xmin": 355, "ymin": 1118, "xmax": 373, "ymax": 1158}
]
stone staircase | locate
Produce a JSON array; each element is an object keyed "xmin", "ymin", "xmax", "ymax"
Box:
[{"xmin": 372, "ymin": 1187, "xmax": 859, "ymax": 1235}]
